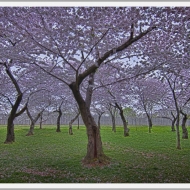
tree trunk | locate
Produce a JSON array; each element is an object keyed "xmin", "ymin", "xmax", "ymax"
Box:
[
  {"xmin": 176, "ymin": 113, "xmax": 181, "ymax": 149},
  {"xmin": 111, "ymin": 114, "xmax": 116, "ymax": 132},
  {"xmin": 115, "ymin": 103, "xmax": 129, "ymax": 137},
  {"xmin": 180, "ymin": 111, "xmax": 188, "ymax": 139},
  {"xmin": 77, "ymin": 117, "xmax": 80, "ymax": 129},
  {"xmin": 109, "ymin": 107, "xmax": 116, "ymax": 132},
  {"xmin": 97, "ymin": 112, "xmax": 104, "ymax": 129},
  {"xmin": 171, "ymin": 112, "xmax": 176, "ymax": 132},
  {"xmin": 147, "ymin": 114, "xmax": 153, "ymax": 133},
  {"xmin": 171, "ymin": 118, "xmax": 176, "ymax": 132},
  {"xmin": 26, "ymin": 122, "xmax": 35, "ymax": 136},
  {"xmin": 39, "ymin": 114, "xmax": 43, "ymax": 129},
  {"xmin": 26, "ymin": 108, "xmax": 43, "ymax": 136},
  {"xmin": 56, "ymin": 109, "xmax": 62, "ymax": 132},
  {"xmin": 5, "ymin": 121, "xmax": 15, "ymax": 144},
  {"xmin": 82, "ymin": 110, "xmax": 108, "ymax": 164},
  {"xmin": 4, "ymin": 94, "xmax": 22, "ymax": 144},
  {"xmin": 69, "ymin": 82, "xmax": 109, "ymax": 164},
  {"xmin": 69, "ymin": 112, "xmax": 80, "ymax": 135}
]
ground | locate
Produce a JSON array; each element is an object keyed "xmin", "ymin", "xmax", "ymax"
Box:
[{"xmin": 0, "ymin": 125, "xmax": 190, "ymax": 183}]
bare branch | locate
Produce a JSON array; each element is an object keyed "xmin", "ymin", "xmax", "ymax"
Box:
[{"xmin": 32, "ymin": 62, "xmax": 69, "ymax": 86}]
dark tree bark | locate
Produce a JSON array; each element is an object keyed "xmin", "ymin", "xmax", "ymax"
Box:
[
  {"xmin": 115, "ymin": 103, "xmax": 130, "ymax": 137},
  {"xmin": 2, "ymin": 63, "xmax": 27, "ymax": 144},
  {"xmin": 171, "ymin": 112, "xmax": 177, "ymax": 132},
  {"xmin": 146, "ymin": 113, "xmax": 153, "ymax": 133},
  {"xmin": 39, "ymin": 114, "xmax": 43, "ymax": 129},
  {"xmin": 69, "ymin": 74, "xmax": 110, "ymax": 164},
  {"xmin": 54, "ymin": 101, "xmax": 64, "ymax": 132},
  {"xmin": 180, "ymin": 110, "xmax": 188, "ymax": 139},
  {"xmin": 56, "ymin": 108, "xmax": 62, "ymax": 132},
  {"xmin": 97, "ymin": 111, "xmax": 104, "ymax": 129},
  {"xmin": 26, "ymin": 107, "xmax": 43, "ymax": 136},
  {"xmin": 175, "ymin": 112, "xmax": 181, "ymax": 149},
  {"xmin": 77, "ymin": 117, "xmax": 80, "ymax": 129},
  {"xmin": 69, "ymin": 112, "xmax": 80, "ymax": 135},
  {"xmin": 166, "ymin": 76, "xmax": 181, "ymax": 149}
]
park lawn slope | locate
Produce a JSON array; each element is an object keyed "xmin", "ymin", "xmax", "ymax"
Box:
[{"xmin": 0, "ymin": 125, "xmax": 189, "ymax": 183}]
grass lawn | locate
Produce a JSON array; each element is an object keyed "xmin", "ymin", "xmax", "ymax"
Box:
[{"xmin": 0, "ymin": 125, "xmax": 190, "ymax": 183}]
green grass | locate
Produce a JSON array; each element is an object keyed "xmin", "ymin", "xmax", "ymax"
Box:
[{"xmin": 0, "ymin": 125, "xmax": 190, "ymax": 183}]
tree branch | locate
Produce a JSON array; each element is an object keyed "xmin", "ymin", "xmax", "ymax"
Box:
[{"xmin": 77, "ymin": 26, "xmax": 156, "ymax": 86}]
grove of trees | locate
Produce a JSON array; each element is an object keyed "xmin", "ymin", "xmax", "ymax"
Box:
[{"xmin": 0, "ymin": 7, "xmax": 189, "ymax": 164}]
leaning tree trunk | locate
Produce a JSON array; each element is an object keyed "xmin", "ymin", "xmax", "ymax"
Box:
[
  {"xmin": 69, "ymin": 81, "xmax": 110, "ymax": 165},
  {"xmin": 115, "ymin": 103, "xmax": 129, "ymax": 137},
  {"xmin": 4, "ymin": 63, "xmax": 26, "ymax": 144},
  {"xmin": 4, "ymin": 94, "xmax": 23, "ymax": 144},
  {"xmin": 69, "ymin": 112, "xmax": 80, "ymax": 135},
  {"xmin": 180, "ymin": 111, "xmax": 188, "ymax": 139},
  {"xmin": 56, "ymin": 109, "xmax": 62, "ymax": 132},
  {"xmin": 26, "ymin": 108, "xmax": 43, "ymax": 136}
]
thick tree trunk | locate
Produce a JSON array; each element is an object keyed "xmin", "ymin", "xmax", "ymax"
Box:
[
  {"xmin": 69, "ymin": 112, "xmax": 80, "ymax": 135},
  {"xmin": 82, "ymin": 110, "xmax": 108, "ymax": 164},
  {"xmin": 5, "ymin": 121, "xmax": 15, "ymax": 144},
  {"xmin": 69, "ymin": 82, "xmax": 109, "ymax": 164},
  {"xmin": 56, "ymin": 109, "xmax": 62, "ymax": 132},
  {"xmin": 180, "ymin": 111, "xmax": 188, "ymax": 139},
  {"xmin": 115, "ymin": 103, "xmax": 129, "ymax": 137}
]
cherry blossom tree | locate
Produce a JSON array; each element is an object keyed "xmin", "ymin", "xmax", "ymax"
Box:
[
  {"xmin": 131, "ymin": 77, "xmax": 167, "ymax": 133},
  {"xmin": 25, "ymin": 89, "xmax": 52, "ymax": 136},
  {"xmin": 1, "ymin": 7, "xmax": 189, "ymax": 164}
]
